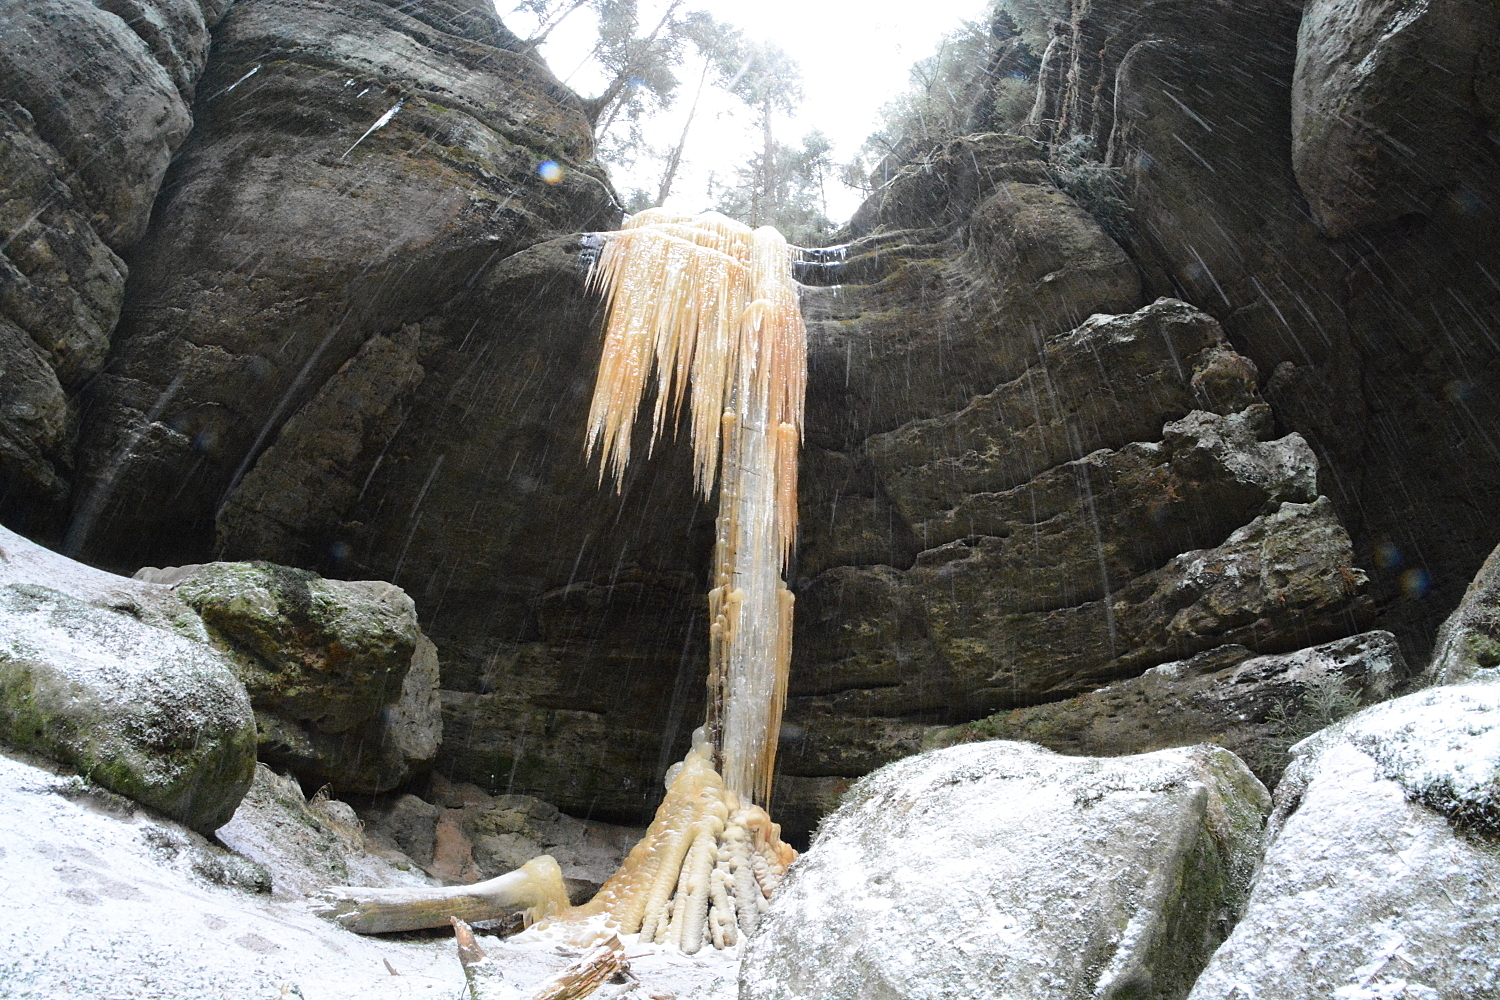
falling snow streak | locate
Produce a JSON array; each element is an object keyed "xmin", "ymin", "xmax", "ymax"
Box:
[{"xmin": 584, "ymin": 207, "xmax": 806, "ymax": 807}]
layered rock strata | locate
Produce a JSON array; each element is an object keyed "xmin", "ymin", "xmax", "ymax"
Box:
[
  {"xmin": 0, "ymin": 0, "xmax": 233, "ymax": 537},
  {"xmin": 66, "ymin": 0, "xmax": 618, "ymax": 570},
  {"xmin": 1035, "ymin": 0, "xmax": 1500, "ymax": 650}
]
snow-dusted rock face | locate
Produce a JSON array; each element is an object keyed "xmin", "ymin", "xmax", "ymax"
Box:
[
  {"xmin": 742, "ymin": 741, "xmax": 1271, "ymax": 1000},
  {"xmin": 0, "ymin": 526, "xmax": 256, "ymax": 833},
  {"xmin": 1186, "ymin": 680, "xmax": 1500, "ymax": 999},
  {"xmin": 0, "ymin": 523, "xmax": 440, "ymax": 830},
  {"xmin": 216, "ymin": 762, "xmax": 439, "ymax": 900},
  {"xmin": 1428, "ymin": 540, "xmax": 1500, "ymax": 687}
]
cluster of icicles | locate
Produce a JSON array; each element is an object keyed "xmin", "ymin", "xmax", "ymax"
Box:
[
  {"xmin": 585, "ymin": 207, "xmax": 806, "ymax": 808},
  {"xmin": 557, "ymin": 731, "xmax": 796, "ymax": 952},
  {"xmin": 557, "ymin": 209, "xmax": 806, "ymax": 949}
]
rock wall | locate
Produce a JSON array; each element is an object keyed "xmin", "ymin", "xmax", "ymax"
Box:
[
  {"xmin": 64, "ymin": 0, "xmax": 617, "ymax": 572},
  {"xmin": 0, "ymin": 0, "xmax": 234, "ymax": 538},
  {"xmin": 1038, "ymin": 0, "xmax": 1500, "ymax": 653},
  {"xmin": 2, "ymin": 0, "xmax": 1498, "ymax": 838}
]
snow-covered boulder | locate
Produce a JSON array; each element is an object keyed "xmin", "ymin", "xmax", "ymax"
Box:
[
  {"xmin": 1186, "ymin": 680, "xmax": 1500, "ymax": 999},
  {"xmin": 741, "ymin": 741, "xmax": 1271, "ymax": 1000},
  {"xmin": 0, "ymin": 527, "xmax": 256, "ymax": 833}
]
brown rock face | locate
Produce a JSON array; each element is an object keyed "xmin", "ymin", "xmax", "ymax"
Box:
[
  {"xmin": 66, "ymin": 0, "xmax": 618, "ymax": 571},
  {"xmin": 1037, "ymin": 0, "xmax": 1500, "ymax": 655},
  {"xmin": 0, "ymin": 0, "xmax": 230, "ymax": 537}
]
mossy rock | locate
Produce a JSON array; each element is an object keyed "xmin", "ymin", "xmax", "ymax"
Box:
[
  {"xmin": 0, "ymin": 583, "xmax": 256, "ymax": 833},
  {"xmin": 174, "ymin": 561, "xmax": 420, "ymax": 734}
]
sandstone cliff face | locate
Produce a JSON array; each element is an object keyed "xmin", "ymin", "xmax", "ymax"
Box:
[
  {"xmin": 1037, "ymin": 0, "xmax": 1500, "ymax": 654},
  {"xmin": 0, "ymin": 0, "xmax": 233, "ymax": 538},
  {"xmin": 2, "ymin": 0, "xmax": 1497, "ymax": 838},
  {"xmin": 65, "ymin": 0, "xmax": 618, "ymax": 571}
]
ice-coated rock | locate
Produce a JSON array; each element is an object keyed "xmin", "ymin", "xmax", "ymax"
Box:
[
  {"xmin": 1187, "ymin": 679, "xmax": 1500, "ymax": 999},
  {"xmin": 741, "ymin": 741, "xmax": 1270, "ymax": 1000}
]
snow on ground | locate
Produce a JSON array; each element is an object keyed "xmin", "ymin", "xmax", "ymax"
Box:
[{"xmin": 0, "ymin": 747, "xmax": 738, "ymax": 1000}]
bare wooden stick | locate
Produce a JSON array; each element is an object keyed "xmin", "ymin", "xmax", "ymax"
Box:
[
  {"xmin": 452, "ymin": 917, "xmax": 508, "ymax": 1000},
  {"xmin": 311, "ymin": 855, "xmax": 569, "ymax": 934}
]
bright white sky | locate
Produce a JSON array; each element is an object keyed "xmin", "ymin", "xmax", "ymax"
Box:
[{"xmin": 498, "ymin": 0, "xmax": 993, "ymax": 222}]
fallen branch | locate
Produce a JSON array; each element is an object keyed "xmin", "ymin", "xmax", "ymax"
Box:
[
  {"xmin": 311, "ymin": 745, "xmax": 794, "ymax": 949},
  {"xmin": 310, "ymin": 856, "xmax": 569, "ymax": 934}
]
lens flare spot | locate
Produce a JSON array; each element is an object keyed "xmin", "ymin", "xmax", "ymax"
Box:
[
  {"xmin": 1374, "ymin": 541, "xmax": 1401, "ymax": 570},
  {"xmin": 537, "ymin": 160, "xmax": 563, "ymax": 184},
  {"xmin": 1401, "ymin": 567, "xmax": 1431, "ymax": 599}
]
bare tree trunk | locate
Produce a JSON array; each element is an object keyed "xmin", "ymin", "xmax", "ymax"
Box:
[
  {"xmin": 655, "ymin": 59, "xmax": 710, "ymax": 206},
  {"xmin": 756, "ymin": 97, "xmax": 775, "ymax": 226}
]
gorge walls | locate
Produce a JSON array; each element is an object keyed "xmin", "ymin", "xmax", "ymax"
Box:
[{"xmin": 2, "ymin": 0, "xmax": 1497, "ymax": 837}]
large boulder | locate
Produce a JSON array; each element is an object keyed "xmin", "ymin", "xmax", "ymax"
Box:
[
  {"xmin": 1292, "ymin": 0, "xmax": 1500, "ymax": 239},
  {"xmin": 1427, "ymin": 538, "xmax": 1500, "ymax": 686},
  {"xmin": 139, "ymin": 560, "xmax": 442, "ymax": 795},
  {"xmin": 0, "ymin": 525, "xmax": 255, "ymax": 833},
  {"xmin": 1187, "ymin": 680, "xmax": 1500, "ymax": 998},
  {"xmin": 742, "ymin": 741, "xmax": 1271, "ymax": 1000}
]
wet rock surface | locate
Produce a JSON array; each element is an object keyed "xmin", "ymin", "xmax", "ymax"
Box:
[
  {"xmin": 930, "ymin": 630, "xmax": 1411, "ymax": 789},
  {"xmin": 777, "ymin": 294, "xmax": 1367, "ymax": 836},
  {"xmin": 744, "ymin": 741, "xmax": 1270, "ymax": 1000},
  {"xmin": 1293, "ymin": 0, "xmax": 1500, "ymax": 239},
  {"xmin": 805, "ymin": 135, "xmax": 1143, "ymax": 448},
  {"xmin": 66, "ymin": 0, "xmax": 618, "ymax": 571}
]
